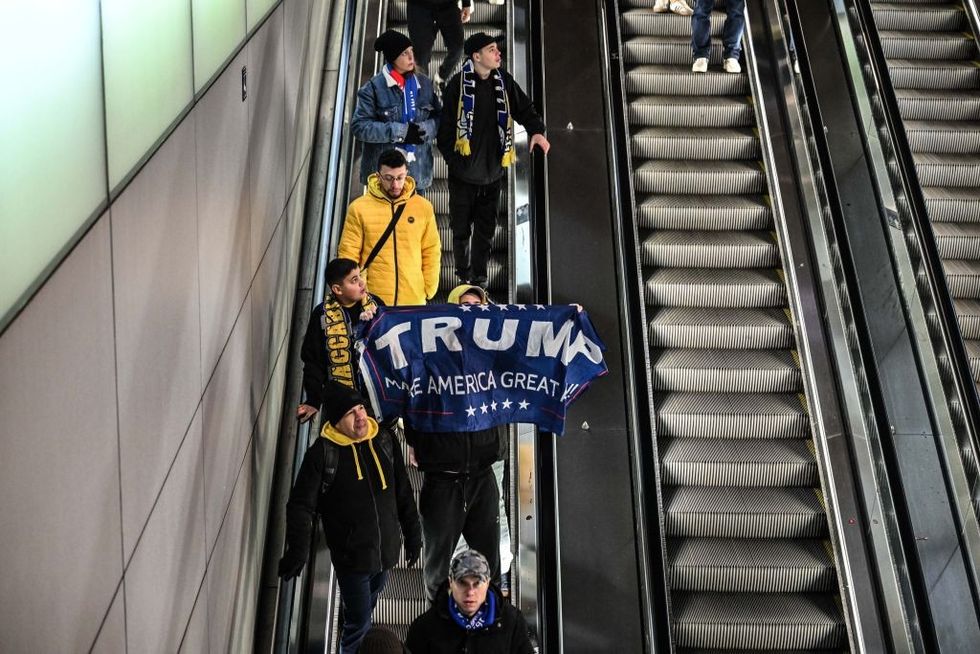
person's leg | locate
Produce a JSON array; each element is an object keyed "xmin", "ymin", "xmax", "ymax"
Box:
[
  {"xmin": 367, "ymin": 569, "xmax": 389, "ymax": 612},
  {"xmin": 334, "ymin": 568, "xmax": 376, "ymax": 654},
  {"xmin": 691, "ymin": 0, "xmax": 714, "ymax": 60},
  {"xmin": 435, "ymin": 4, "xmax": 465, "ymax": 81},
  {"xmin": 406, "ymin": 3, "xmax": 437, "ymax": 75},
  {"xmin": 460, "ymin": 470, "xmax": 502, "ymax": 585},
  {"xmin": 468, "ymin": 179, "xmax": 502, "ymax": 285},
  {"xmin": 420, "ymin": 475, "xmax": 466, "ymax": 602},
  {"xmin": 449, "ymin": 178, "xmax": 477, "ymax": 282},
  {"xmin": 722, "ymin": 0, "xmax": 746, "ymax": 60},
  {"xmin": 493, "ymin": 459, "xmax": 513, "ymax": 574}
]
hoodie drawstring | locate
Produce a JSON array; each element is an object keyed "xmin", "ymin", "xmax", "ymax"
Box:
[{"xmin": 368, "ymin": 440, "xmax": 388, "ymax": 489}]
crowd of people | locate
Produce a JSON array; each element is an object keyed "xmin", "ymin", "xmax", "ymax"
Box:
[{"xmin": 277, "ymin": 6, "xmax": 743, "ymax": 650}]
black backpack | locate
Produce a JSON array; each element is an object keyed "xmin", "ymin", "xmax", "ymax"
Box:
[{"xmin": 316, "ymin": 429, "xmax": 396, "ymax": 500}]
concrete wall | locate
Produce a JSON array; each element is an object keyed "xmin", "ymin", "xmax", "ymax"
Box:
[{"xmin": 0, "ymin": 1, "xmax": 333, "ymax": 651}]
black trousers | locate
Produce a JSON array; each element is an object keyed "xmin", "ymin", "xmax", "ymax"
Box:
[
  {"xmin": 419, "ymin": 468, "xmax": 501, "ymax": 602},
  {"xmin": 406, "ymin": 2, "xmax": 465, "ymax": 80},
  {"xmin": 449, "ymin": 177, "xmax": 502, "ymax": 284}
]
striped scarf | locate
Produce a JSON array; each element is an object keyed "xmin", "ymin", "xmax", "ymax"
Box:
[
  {"xmin": 383, "ymin": 64, "xmax": 420, "ymax": 162},
  {"xmin": 454, "ymin": 60, "xmax": 516, "ymax": 168},
  {"xmin": 321, "ymin": 294, "xmax": 378, "ymax": 390}
]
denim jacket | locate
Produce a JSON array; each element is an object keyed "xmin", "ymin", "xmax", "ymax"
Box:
[{"xmin": 352, "ymin": 69, "xmax": 441, "ymax": 190}]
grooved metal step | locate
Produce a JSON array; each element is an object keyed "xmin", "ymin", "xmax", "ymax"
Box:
[
  {"xmin": 633, "ymin": 127, "xmax": 760, "ymax": 160},
  {"xmin": 672, "ymin": 592, "xmax": 846, "ymax": 649},
  {"xmin": 621, "ymin": 9, "xmax": 725, "ymax": 38},
  {"xmin": 662, "ymin": 438, "xmax": 817, "ymax": 487},
  {"xmin": 645, "ymin": 268, "xmax": 787, "ymax": 308},
  {"xmin": 629, "ymin": 95, "xmax": 755, "ymax": 127},
  {"xmin": 924, "ymin": 186, "xmax": 980, "ymax": 222},
  {"xmin": 651, "ymin": 348, "xmax": 801, "ymax": 393},
  {"xmin": 634, "ymin": 160, "xmax": 765, "ymax": 195},
  {"xmin": 668, "ymin": 538, "xmax": 836, "ymax": 592},
  {"xmin": 637, "ymin": 195, "xmax": 773, "ymax": 231},
  {"xmin": 897, "ymin": 89, "xmax": 980, "ymax": 121},
  {"xmin": 648, "ymin": 307, "xmax": 794, "ymax": 349},
  {"xmin": 933, "ymin": 221, "xmax": 980, "ymax": 259},
  {"xmin": 885, "ymin": 58, "xmax": 980, "ymax": 90},
  {"xmin": 655, "ymin": 392, "xmax": 809, "ymax": 440},
  {"xmin": 664, "ymin": 486, "xmax": 826, "ymax": 539},
  {"xmin": 624, "ymin": 35, "xmax": 726, "ymax": 66},
  {"xmin": 642, "ymin": 230, "xmax": 778, "ymax": 268},
  {"xmin": 870, "ymin": 3, "xmax": 966, "ymax": 32},
  {"xmin": 627, "ymin": 64, "xmax": 750, "ymax": 96},
  {"xmin": 956, "ymin": 299, "xmax": 980, "ymax": 339},
  {"xmin": 904, "ymin": 119, "xmax": 980, "ymax": 154},
  {"xmin": 944, "ymin": 258, "xmax": 980, "ymax": 298},
  {"xmin": 879, "ymin": 29, "xmax": 977, "ymax": 60},
  {"xmin": 914, "ymin": 152, "xmax": 980, "ymax": 186}
]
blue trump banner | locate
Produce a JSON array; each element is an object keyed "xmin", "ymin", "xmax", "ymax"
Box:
[{"xmin": 359, "ymin": 304, "xmax": 607, "ymax": 435}]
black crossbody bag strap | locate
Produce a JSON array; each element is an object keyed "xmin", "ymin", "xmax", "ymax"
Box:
[{"xmin": 362, "ymin": 202, "xmax": 406, "ymax": 271}]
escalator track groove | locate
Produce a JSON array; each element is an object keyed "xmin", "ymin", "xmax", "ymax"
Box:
[{"xmin": 619, "ymin": 3, "xmax": 848, "ymax": 650}]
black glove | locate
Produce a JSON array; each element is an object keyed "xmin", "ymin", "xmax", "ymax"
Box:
[
  {"xmin": 404, "ymin": 540, "xmax": 422, "ymax": 568},
  {"xmin": 403, "ymin": 122, "xmax": 425, "ymax": 145},
  {"xmin": 278, "ymin": 546, "xmax": 307, "ymax": 580}
]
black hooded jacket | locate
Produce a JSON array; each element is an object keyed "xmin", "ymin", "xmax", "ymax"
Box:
[{"xmin": 405, "ymin": 582, "xmax": 534, "ymax": 654}]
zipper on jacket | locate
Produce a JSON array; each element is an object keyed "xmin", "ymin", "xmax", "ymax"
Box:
[
  {"xmin": 360, "ymin": 440, "xmax": 384, "ymax": 567},
  {"xmin": 391, "ymin": 199, "xmax": 400, "ymax": 305}
]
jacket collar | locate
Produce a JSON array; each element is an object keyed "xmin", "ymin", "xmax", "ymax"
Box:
[{"xmin": 366, "ymin": 172, "xmax": 417, "ymax": 203}]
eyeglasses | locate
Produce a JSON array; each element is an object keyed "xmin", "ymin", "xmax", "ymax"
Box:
[{"xmin": 380, "ymin": 174, "xmax": 407, "ymax": 183}]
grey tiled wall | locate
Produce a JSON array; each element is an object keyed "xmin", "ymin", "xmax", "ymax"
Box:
[{"xmin": 0, "ymin": 0, "xmax": 330, "ymax": 651}]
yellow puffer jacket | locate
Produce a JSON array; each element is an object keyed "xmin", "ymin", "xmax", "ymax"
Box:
[{"xmin": 338, "ymin": 174, "xmax": 441, "ymax": 305}]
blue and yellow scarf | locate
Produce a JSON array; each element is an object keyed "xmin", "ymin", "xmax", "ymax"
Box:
[{"xmin": 454, "ymin": 60, "xmax": 516, "ymax": 168}]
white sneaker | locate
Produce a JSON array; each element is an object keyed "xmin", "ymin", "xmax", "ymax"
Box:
[
  {"xmin": 653, "ymin": 0, "xmax": 670, "ymax": 12},
  {"xmin": 692, "ymin": 57, "xmax": 708, "ymax": 73},
  {"xmin": 670, "ymin": 0, "xmax": 694, "ymax": 16},
  {"xmin": 723, "ymin": 57, "xmax": 741, "ymax": 73}
]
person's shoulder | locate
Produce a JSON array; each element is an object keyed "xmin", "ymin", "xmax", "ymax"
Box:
[{"xmin": 409, "ymin": 192, "xmax": 435, "ymax": 213}]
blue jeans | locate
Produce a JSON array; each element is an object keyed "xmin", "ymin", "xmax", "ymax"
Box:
[
  {"xmin": 335, "ymin": 568, "xmax": 389, "ymax": 654},
  {"xmin": 692, "ymin": 0, "xmax": 746, "ymax": 60}
]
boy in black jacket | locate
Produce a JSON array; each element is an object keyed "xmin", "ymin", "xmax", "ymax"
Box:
[
  {"xmin": 437, "ymin": 32, "xmax": 550, "ymax": 288},
  {"xmin": 279, "ymin": 382, "xmax": 422, "ymax": 654}
]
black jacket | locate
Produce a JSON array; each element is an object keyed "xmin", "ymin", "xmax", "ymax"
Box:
[
  {"xmin": 284, "ymin": 425, "xmax": 422, "ymax": 573},
  {"xmin": 405, "ymin": 582, "xmax": 534, "ymax": 654},
  {"xmin": 404, "ymin": 423, "xmax": 504, "ymax": 475},
  {"xmin": 437, "ymin": 68, "xmax": 546, "ymax": 186},
  {"xmin": 300, "ymin": 295, "xmax": 384, "ymax": 409}
]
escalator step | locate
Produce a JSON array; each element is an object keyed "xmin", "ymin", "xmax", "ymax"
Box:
[
  {"xmin": 914, "ymin": 152, "xmax": 980, "ymax": 187},
  {"xmin": 649, "ymin": 307, "xmax": 794, "ymax": 349},
  {"xmin": 925, "ymin": 185, "xmax": 980, "ymax": 222},
  {"xmin": 871, "ymin": 2, "xmax": 966, "ymax": 32},
  {"xmin": 668, "ymin": 538, "xmax": 836, "ymax": 592},
  {"xmin": 624, "ymin": 35, "xmax": 725, "ymax": 66},
  {"xmin": 671, "ymin": 592, "xmax": 846, "ymax": 650},
  {"xmin": 664, "ymin": 486, "xmax": 827, "ymax": 539},
  {"xmin": 885, "ymin": 58, "xmax": 980, "ymax": 91},
  {"xmin": 437, "ymin": 222, "xmax": 507, "ymax": 253},
  {"xmin": 438, "ymin": 259, "xmax": 507, "ymax": 294},
  {"xmin": 661, "ymin": 438, "xmax": 817, "ymax": 487},
  {"xmin": 965, "ymin": 340, "xmax": 980, "ymax": 380},
  {"xmin": 655, "ymin": 392, "xmax": 809, "ymax": 440},
  {"xmin": 933, "ymin": 221, "xmax": 980, "ymax": 260},
  {"xmin": 942, "ymin": 258, "xmax": 980, "ymax": 298},
  {"xmin": 626, "ymin": 64, "xmax": 749, "ymax": 97},
  {"xmin": 896, "ymin": 89, "xmax": 980, "ymax": 121},
  {"xmin": 628, "ymin": 96, "xmax": 754, "ymax": 128},
  {"xmin": 634, "ymin": 160, "xmax": 765, "ymax": 195},
  {"xmin": 632, "ymin": 127, "xmax": 760, "ymax": 160},
  {"xmin": 642, "ymin": 230, "xmax": 778, "ymax": 268},
  {"xmin": 904, "ymin": 119, "xmax": 980, "ymax": 154},
  {"xmin": 651, "ymin": 348, "xmax": 801, "ymax": 394},
  {"xmin": 956, "ymin": 299, "xmax": 980, "ymax": 339},
  {"xmin": 621, "ymin": 8, "xmax": 725, "ymax": 38},
  {"xmin": 637, "ymin": 194, "xmax": 772, "ymax": 231},
  {"xmin": 645, "ymin": 268, "xmax": 786, "ymax": 308},
  {"xmin": 388, "ymin": 1, "xmax": 505, "ymax": 24},
  {"xmin": 878, "ymin": 29, "xmax": 977, "ymax": 60}
]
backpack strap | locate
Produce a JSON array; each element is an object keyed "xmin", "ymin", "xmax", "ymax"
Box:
[{"xmin": 319, "ymin": 439, "xmax": 339, "ymax": 498}]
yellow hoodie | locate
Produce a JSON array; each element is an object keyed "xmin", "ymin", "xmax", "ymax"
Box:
[
  {"xmin": 321, "ymin": 416, "xmax": 388, "ymax": 489},
  {"xmin": 338, "ymin": 174, "xmax": 441, "ymax": 306}
]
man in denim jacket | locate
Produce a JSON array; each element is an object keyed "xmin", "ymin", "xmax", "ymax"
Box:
[{"xmin": 353, "ymin": 30, "xmax": 442, "ymax": 193}]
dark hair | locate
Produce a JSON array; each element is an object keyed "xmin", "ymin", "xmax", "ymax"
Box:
[
  {"xmin": 377, "ymin": 148, "xmax": 408, "ymax": 171},
  {"xmin": 325, "ymin": 257, "xmax": 359, "ymax": 289}
]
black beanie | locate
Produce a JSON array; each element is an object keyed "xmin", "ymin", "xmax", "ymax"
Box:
[
  {"xmin": 464, "ymin": 32, "xmax": 500, "ymax": 57},
  {"xmin": 374, "ymin": 30, "xmax": 413, "ymax": 64},
  {"xmin": 322, "ymin": 381, "xmax": 364, "ymax": 427}
]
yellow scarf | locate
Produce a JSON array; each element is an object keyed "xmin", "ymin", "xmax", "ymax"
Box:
[{"xmin": 321, "ymin": 418, "xmax": 387, "ymax": 489}]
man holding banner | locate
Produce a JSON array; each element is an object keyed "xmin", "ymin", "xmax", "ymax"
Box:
[{"xmin": 359, "ymin": 288, "xmax": 607, "ymax": 603}]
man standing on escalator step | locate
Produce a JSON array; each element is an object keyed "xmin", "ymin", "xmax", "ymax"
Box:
[
  {"xmin": 437, "ymin": 32, "xmax": 550, "ymax": 289},
  {"xmin": 352, "ymin": 30, "xmax": 442, "ymax": 193},
  {"xmin": 407, "ymin": 0, "xmax": 472, "ymax": 91}
]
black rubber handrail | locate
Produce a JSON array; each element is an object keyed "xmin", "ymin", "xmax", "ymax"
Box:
[{"xmin": 848, "ymin": 0, "xmax": 980, "ymax": 483}]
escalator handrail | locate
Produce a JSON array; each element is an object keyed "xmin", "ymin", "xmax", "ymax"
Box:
[{"xmin": 846, "ymin": 0, "xmax": 980, "ymax": 480}]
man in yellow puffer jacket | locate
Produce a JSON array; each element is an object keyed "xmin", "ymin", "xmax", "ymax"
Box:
[{"xmin": 339, "ymin": 149, "xmax": 441, "ymax": 305}]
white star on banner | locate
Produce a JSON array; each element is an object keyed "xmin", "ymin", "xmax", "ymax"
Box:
[
  {"xmin": 479, "ymin": 304, "xmax": 491, "ymax": 311},
  {"xmin": 466, "ymin": 406, "xmax": 476, "ymax": 417},
  {"xmin": 461, "ymin": 305, "xmax": 472, "ymax": 312},
  {"xmin": 501, "ymin": 399, "xmax": 513, "ymax": 409},
  {"xmin": 497, "ymin": 304, "xmax": 508, "ymax": 311},
  {"xmin": 518, "ymin": 399, "xmax": 530, "ymax": 410},
  {"xmin": 490, "ymin": 401, "xmax": 498, "ymax": 411},
  {"xmin": 480, "ymin": 403, "xmax": 489, "ymax": 414},
  {"xmin": 534, "ymin": 304, "xmax": 546, "ymax": 310},
  {"xmin": 515, "ymin": 304, "xmax": 527, "ymax": 310}
]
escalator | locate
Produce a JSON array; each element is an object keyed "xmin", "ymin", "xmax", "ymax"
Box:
[{"xmin": 617, "ymin": 4, "xmax": 847, "ymax": 649}]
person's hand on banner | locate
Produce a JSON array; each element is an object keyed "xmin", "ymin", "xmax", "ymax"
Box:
[
  {"xmin": 297, "ymin": 404, "xmax": 318, "ymax": 423},
  {"xmin": 407, "ymin": 445, "xmax": 419, "ymax": 468},
  {"xmin": 360, "ymin": 306, "xmax": 377, "ymax": 321},
  {"xmin": 570, "ymin": 303, "xmax": 583, "ymax": 312}
]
